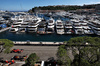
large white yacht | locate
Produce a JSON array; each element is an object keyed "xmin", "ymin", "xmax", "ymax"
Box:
[
  {"xmin": 27, "ymin": 20, "xmax": 39, "ymax": 33},
  {"xmin": 11, "ymin": 19, "xmax": 23, "ymax": 27},
  {"xmin": 56, "ymin": 19, "xmax": 64, "ymax": 34},
  {"xmin": 9, "ymin": 27, "xmax": 19, "ymax": 32},
  {"xmin": 64, "ymin": 21, "xmax": 74, "ymax": 34},
  {"xmin": 72, "ymin": 20, "xmax": 84, "ymax": 34},
  {"xmin": 9, "ymin": 19, "xmax": 24, "ymax": 32},
  {"xmin": 19, "ymin": 22, "xmax": 29, "ymax": 32},
  {"xmin": 88, "ymin": 20, "xmax": 100, "ymax": 35},
  {"xmin": 80, "ymin": 20, "xmax": 94, "ymax": 34},
  {"xmin": 46, "ymin": 18, "xmax": 55, "ymax": 34}
]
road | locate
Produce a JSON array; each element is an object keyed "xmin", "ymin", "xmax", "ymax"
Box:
[{"xmin": 0, "ymin": 46, "xmax": 59, "ymax": 61}]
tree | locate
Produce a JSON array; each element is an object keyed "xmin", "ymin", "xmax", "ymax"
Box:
[
  {"xmin": 63, "ymin": 41, "xmax": 67, "ymax": 44},
  {"xmin": 72, "ymin": 47, "xmax": 100, "ymax": 66},
  {"xmin": 57, "ymin": 45, "xmax": 71, "ymax": 66},
  {"xmin": 67, "ymin": 36, "xmax": 100, "ymax": 66},
  {"xmin": 0, "ymin": 39, "xmax": 14, "ymax": 53},
  {"xmin": 28, "ymin": 9, "xmax": 33, "ymax": 13},
  {"xmin": 25, "ymin": 53, "xmax": 39, "ymax": 66}
]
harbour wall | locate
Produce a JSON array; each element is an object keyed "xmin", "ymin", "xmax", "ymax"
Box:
[{"xmin": 13, "ymin": 41, "xmax": 64, "ymax": 46}]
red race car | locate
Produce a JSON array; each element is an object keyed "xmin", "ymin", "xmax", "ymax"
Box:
[
  {"xmin": 5, "ymin": 60, "xmax": 15, "ymax": 65},
  {"xmin": 11, "ymin": 49, "xmax": 23, "ymax": 53},
  {"xmin": 0, "ymin": 58, "xmax": 15, "ymax": 65}
]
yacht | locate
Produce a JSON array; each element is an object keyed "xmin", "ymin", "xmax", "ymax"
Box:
[
  {"xmin": 88, "ymin": 20, "xmax": 100, "ymax": 35},
  {"xmin": 72, "ymin": 20, "xmax": 84, "ymax": 34},
  {"xmin": 10, "ymin": 19, "xmax": 24, "ymax": 32},
  {"xmin": 19, "ymin": 22, "xmax": 29, "ymax": 32},
  {"xmin": 46, "ymin": 18, "xmax": 55, "ymax": 34},
  {"xmin": 80, "ymin": 20, "xmax": 94, "ymax": 34},
  {"xmin": 56, "ymin": 19, "xmax": 64, "ymax": 34},
  {"xmin": 9, "ymin": 27, "xmax": 19, "ymax": 32},
  {"xmin": 27, "ymin": 20, "xmax": 39, "ymax": 33},
  {"xmin": 64, "ymin": 21, "xmax": 74, "ymax": 34},
  {"xmin": 11, "ymin": 19, "xmax": 23, "ymax": 27},
  {"xmin": 37, "ymin": 20, "xmax": 46, "ymax": 34}
]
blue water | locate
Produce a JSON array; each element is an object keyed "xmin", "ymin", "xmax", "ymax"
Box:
[{"xmin": 0, "ymin": 30, "xmax": 98, "ymax": 41}]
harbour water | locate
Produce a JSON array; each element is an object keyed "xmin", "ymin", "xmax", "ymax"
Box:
[{"xmin": 0, "ymin": 30, "xmax": 98, "ymax": 41}]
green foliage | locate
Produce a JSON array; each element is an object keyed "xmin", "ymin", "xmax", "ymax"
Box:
[
  {"xmin": 57, "ymin": 45, "xmax": 71, "ymax": 66},
  {"xmin": 0, "ymin": 39, "xmax": 14, "ymax": 53},
  {"xmin": 31, "ymin": 5, "xmax": 81, "ymax": 12},
  {"xmin": 72, "ymin": 47, "xmax": 100, "ymax": 66},
  {"xmin": 25, "ymin": 53, "xmax": 39, "ymax": 66},
  {"xmin": 57, "ymin": 36, "xmax": 100, "ymax": 66},
  {"xmin": 29, "ymin": 4, "xmax": 100, "ymax": 12},
  {"xmin": 28, "ymin": 9, "xmax": 33, "ymax": 13},
  {"xmin": 63, "ymin": 41, "xmax": 67, "ymax": 44},
  {"xmin": 4, "ymin": 47, "xmax": 11, "ymax": 54},
  {"xmin": 58, "ymin": 45, "xmax": 66, "ymax": 49},
  {"xmin": 67, "ymin": 36, "xmax": 100, "ymax": 46}
]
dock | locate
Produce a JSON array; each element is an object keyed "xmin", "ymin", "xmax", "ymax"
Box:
[
  {"xmin": 13, "ymin": 41, "xmax": 64, "ymax": 46},
  {"xmin": 0, "ymin": 27, "xmax": 11, "ymax": 33}
]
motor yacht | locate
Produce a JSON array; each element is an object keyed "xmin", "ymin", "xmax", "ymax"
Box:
[
  {"xmin": 88, "ymin": 20, "xmax": 100, "ymax": 35},
  {"xmin": 72, "ymin": 20, "xmax": 84, "ymax": 34},
  {"xmin": 46, "ymin": 18, "xmax": 55, "ymax": 34},
  {"xmin": 56, "ymin": 19, "xmax": 64, "ymax": 34},
  {"xmin": 37, "ymin": 21, "xmax": 47, "ymax": 34},
  {"xmin": 64, "ymin": 21, "xmax": 74, "ymax": 34}
]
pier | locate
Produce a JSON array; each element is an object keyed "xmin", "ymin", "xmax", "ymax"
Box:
[
  {"xmin": 0, "ymin": 27, "xmax": 11, "ymax": 33},
  {"xmin": 13, "ymin": 41, "xmax": 64, "ymax": 46}
]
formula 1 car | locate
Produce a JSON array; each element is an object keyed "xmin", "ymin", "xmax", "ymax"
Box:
[
  {"xmin": 5, "ymin": 60, "xmax": 15, "ymax": 65},
  {"xmin": 11, "ymin": 55, "xmax": 27, "ymax": 61},
  {"xmin": 11, "ymin": 49, "xmax": 23, "ymax": 53},
  {"xmin": 0, "ymin": 58, "xmax": 15, "ymax": 65}
]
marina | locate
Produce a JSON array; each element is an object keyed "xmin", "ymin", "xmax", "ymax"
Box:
[{"xmin": 0, "ymin": 11, "xmax": 100, "ymax": 42}]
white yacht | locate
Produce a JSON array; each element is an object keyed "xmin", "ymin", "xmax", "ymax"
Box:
[
  {"xmin": 10, "ymin": 18, "xmax": 24, "ymax": 32},
  {"xmin": 64, "ymin": 21, "xmax": 74, "ymax": 34},
  {"xmin": 11, "ymin": 19, "xmax": 23, "ymax": 27},
  {"xmin": 56, "ymin": 19, "xmax": 64, "ymax": 34},
  {"xmin": 46, "ymin": 18, "xmax": 55, "ymax": 34},
  {"xmin": 9, "ymin": 27, "xmax": 19, "ymax": 32},
  {"xmin": 88, "ymin": 20, "xmax": 100, "ymax": 35},
  {"xmin": 27, "ymin": 20, "xmax": 39, "ymax": 33},
  {"xmin": 72, "ymin": 20, "xmax": 84, "ymax": 34},
  {"xmin": 19, "ymin": 22, "xmax": 29, "ymax": 32},
  {"xmin": 80, "ymin": 20, "xmax": 94, "ymax": 34}
]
